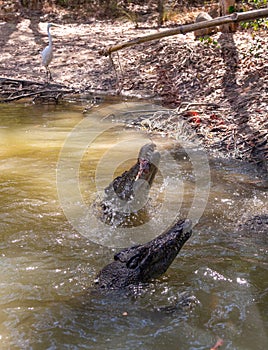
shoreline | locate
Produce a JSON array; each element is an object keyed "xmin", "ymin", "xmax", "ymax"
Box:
[{"xmin": 0, "ymin": 16, "xmax": 267, "ymax": 172}]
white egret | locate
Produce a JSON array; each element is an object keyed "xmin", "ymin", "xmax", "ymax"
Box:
[{"xmin": 41, "ymin": 23, "xmax": 57, "ymax": 81}]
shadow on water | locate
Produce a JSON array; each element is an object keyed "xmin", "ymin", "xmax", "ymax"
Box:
[{"xmin": 0, "ymin": 102, "xmax": 267, "ymax": 350}]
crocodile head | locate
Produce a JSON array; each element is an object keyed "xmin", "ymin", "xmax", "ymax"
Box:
[
  {"xmin": 109, "ymin": 142, "xmax": 160, "ymax": 201},
  {"xmin": 95, "ymin": 143, "xmax": 160, "ymax": 226},
  {"xmin": 94, "ymin": 219, "xmax": 192, "ymax": 290}
]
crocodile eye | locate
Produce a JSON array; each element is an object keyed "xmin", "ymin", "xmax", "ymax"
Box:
[
  {"xmin": 114, "ymin": 251, "xmax": 126, "ymax": 262},
  {"xmin": 126, "ymin": 248, "xmax": 148, "ymax": 269},
  {"xmin": 127, "ymin": 256, "xmax": 140, "ymax": 269}
]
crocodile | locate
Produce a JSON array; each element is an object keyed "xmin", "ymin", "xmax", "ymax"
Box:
[
  {"xmin": 94, "ymin": 143, "xmax": 160, "ymax": 226},
  {"xmin": 94, "ymin": 219, "xmax": 192, "ymax": 290}
]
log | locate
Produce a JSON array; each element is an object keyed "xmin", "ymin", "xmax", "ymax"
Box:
[{"xmin": 99, "ymin": 8, "xmax": 268, "ymax": 56}]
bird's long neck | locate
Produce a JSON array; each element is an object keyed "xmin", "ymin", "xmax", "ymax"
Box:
[{"xmin": 47, "ymin": 27, "xmax": 53, "ymax": 47}]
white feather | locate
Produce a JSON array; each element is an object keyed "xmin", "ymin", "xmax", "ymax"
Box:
[{"xmin": 41, "ymin": 45, "xmax": 53, "ymax": 67}]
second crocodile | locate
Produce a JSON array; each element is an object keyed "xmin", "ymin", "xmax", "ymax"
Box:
[{"xmin": 94, "ymin": 219, "xmax": 192, "ymax": 290}]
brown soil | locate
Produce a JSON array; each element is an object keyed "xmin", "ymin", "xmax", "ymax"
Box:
[{"xmin": 0, "ymin": 9, "xmax": 267, "ymax": 173}]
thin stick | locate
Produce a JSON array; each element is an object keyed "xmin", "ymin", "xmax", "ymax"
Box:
[{"xmin": 108, "ymin": 53, "xmax": 123, "ymax": 94}]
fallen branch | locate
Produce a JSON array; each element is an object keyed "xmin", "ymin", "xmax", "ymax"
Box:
[
  {"xmin": 0, "ymin": 76, "xmax": 68, "ymax": 89},
  {"xmin": 2, "ymin": 89, "xmax": 73, "ymax": 102},
  {"xmin": 99, "ymin": 8, "xmax": 268, "ymax": 56},
  {"xmin": 0, "ymin": 77, "xmax": 44, "ymax": 86}
]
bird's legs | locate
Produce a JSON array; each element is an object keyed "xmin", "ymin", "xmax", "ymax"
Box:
[{"xmin": 45, "ymin": 67, "xmax": 52, "ymax": 82}]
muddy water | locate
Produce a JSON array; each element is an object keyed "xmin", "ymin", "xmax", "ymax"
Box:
[{"xmin": 0, "ymin": 102, "xmax": 267, "ymax": 350}]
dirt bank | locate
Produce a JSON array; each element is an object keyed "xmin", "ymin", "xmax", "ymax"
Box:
[{"xmin": 0, "ymin": 12, "xmax": 267, "ymax": 172}]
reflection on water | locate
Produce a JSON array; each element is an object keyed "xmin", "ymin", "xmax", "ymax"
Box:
[{"xmin": 0, "ymin": 102, "xmax": 267, "ymax": 350}]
